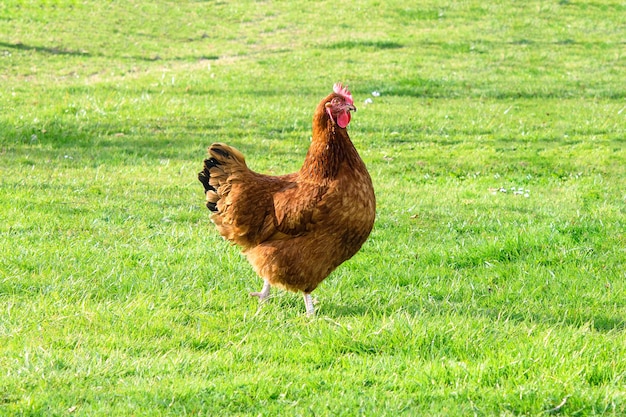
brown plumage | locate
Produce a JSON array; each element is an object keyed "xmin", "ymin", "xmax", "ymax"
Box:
[{"xmin": 198, "ymin": 83, "xmax": 375, "ymax": 315}]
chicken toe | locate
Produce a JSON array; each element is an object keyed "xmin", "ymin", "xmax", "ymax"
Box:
[{"xmin": 250, "ymin": 280, "xmax": 271, "ymax": 301}]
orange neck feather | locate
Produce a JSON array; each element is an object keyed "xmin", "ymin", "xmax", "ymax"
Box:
[{"xmin": 300, "ymin": 95, "xmax": 358, "ymax": 181}]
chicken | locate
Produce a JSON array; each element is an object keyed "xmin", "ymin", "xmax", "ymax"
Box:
[{"xmin": 198, "ymin": 83, "xmax": 375, "ymax": 316}]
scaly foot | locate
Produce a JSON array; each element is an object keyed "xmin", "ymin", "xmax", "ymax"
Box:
[{"xmin": 303, "ymin": 293, "xmax": 315, "ymax": 316}]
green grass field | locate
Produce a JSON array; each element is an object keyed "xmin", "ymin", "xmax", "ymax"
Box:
[{"xmin": 1, "ymin": 1, "xmax": 625, "ymax": 415}]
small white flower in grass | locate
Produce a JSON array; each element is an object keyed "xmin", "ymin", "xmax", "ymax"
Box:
[
  {"xmin": 372, "ymin": 91, "xmax": 380, "ymax": 97},
  {"xmin": 491, "ymin": 186, "xmax": 530, "ymax": 198},
  {"xmin": 364, "ymin": 98, "xmax": 373, "ymax": 104}
]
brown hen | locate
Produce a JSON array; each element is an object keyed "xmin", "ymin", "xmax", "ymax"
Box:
[{"xmin": 198, "ymin": 83, "xmax": 375, "ymax": 315}]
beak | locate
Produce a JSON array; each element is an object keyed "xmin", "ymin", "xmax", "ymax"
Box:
[{"xmin": 347, "ymin": 104, "xmax": 357, "ymax": 112}]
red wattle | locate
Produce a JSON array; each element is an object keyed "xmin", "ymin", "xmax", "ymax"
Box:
[{"xmin": 337, "ymin": 111, "xmax": 351, "ymax": 128}]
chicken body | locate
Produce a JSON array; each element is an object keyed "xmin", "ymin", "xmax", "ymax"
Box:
[{"xmin": 198, "ymin": 84, "xmax": 375, "ymax": 315}]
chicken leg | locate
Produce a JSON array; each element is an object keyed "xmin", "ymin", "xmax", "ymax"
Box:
[
  {"xmin": 303, "ymin": 293, "xmax": 315, "ymax": 316},
  {"xmin": 250, "ymin": 279, "xmax": 271, "ymax": 301}
]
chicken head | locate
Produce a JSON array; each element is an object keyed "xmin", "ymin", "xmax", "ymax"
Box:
[{"xmin": 325, "ymin": 83, "xmax": 357, "ymax": 128}]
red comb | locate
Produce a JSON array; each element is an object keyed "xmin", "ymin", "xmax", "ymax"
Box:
[{"xmin": 333, "ymin": 83, "xmax": 354, "ymax": 105}]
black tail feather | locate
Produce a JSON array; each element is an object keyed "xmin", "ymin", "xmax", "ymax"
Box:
[
  {"xmin": 198, "ymin": 158, "xmax": 219, "ymax": 212},
  {"xmin": 198, "ymin": 158, "xmax": 217, "ymax": 192}
]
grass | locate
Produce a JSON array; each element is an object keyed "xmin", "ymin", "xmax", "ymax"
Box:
[{"xmin": 1, "ymin": 0, "xmax": 625, "ymax": 415}]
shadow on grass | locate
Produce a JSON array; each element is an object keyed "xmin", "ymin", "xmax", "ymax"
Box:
[
  {"xmin": 376, "ymin": 78, "xmax": 626, "ymax": 100},
  {"xmin": 0, "ymin": 41, "xmax": 220, "ymax": 62},
  {"xmin": 470, "ymin": 308, "xmax": 624, "ymax": 333},
  {"xmin": 0, "ymin": 116, "xmax": 276, "ymax": 166},
  {"xmin": 323, "ymin": 40, "xmax": 404, "ymax": 50},
  {"xmin": 492, "ymin": 310, "xmax": 626, "ymax": 333},
  {"xmin": 320, "ymin": 302, "xmax": 370, "ymax": 317},
  {"xmin": 0, "ymin": 41, "xmax": 90, "ymax": 56},
  {"xmin": 320, "ymin": 295, "xmax": 625, "ymax": 333}
]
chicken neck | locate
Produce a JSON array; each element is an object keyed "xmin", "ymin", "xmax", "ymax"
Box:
[{"xmin": 300, "ymin": 107, "xmax": 359, "ymax": 181}]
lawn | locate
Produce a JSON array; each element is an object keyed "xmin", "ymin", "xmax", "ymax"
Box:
[{"xmin": 1, "ymin": 0, "xmax": 625, "ymax": 415}]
